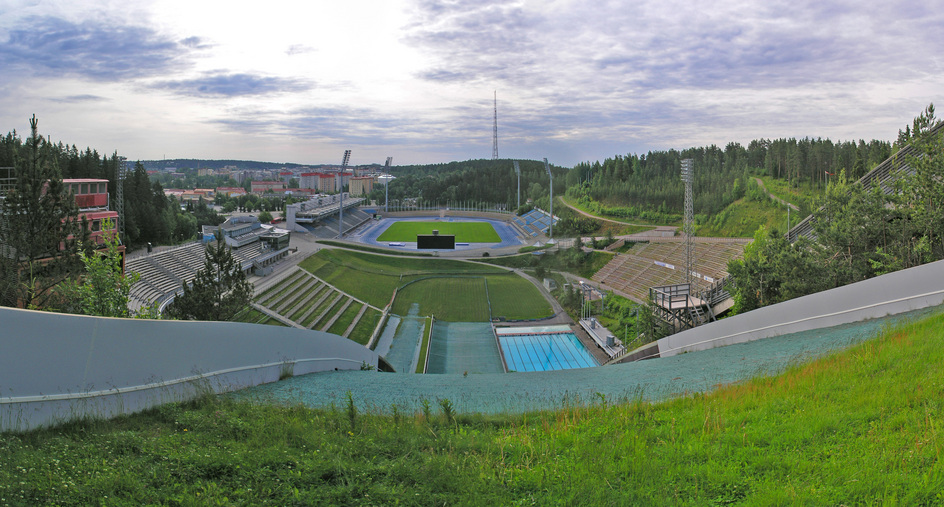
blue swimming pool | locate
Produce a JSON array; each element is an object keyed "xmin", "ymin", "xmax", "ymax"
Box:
[{"xmin": 498, "ymin": 327, "xmax": 599, "ymax": 372}]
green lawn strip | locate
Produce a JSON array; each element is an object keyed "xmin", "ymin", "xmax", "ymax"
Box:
[
  {"xmin": 267, "ymin": 275, "xmax": 315, "ymax": 312},
  {"xmin": 259, "ymin": 317, "xmax": 287, "ymax": 326},
  {"xmin": 327, "ymin": 301, "xmax": 362, "ymax": 336},
  {"xmin": 377, "ymin": 221, "xmax": 501, "ymax": 243},
  {"xmin": 320, "ymin": 298, "xmax": 354, "ymax": 332},
  {"xmin": 415, "ymin": 317, "xmax": 432, "ymax": 373},
  {"xmin": 392, "ymin": 277, "xmax": 490, "ymax": 321},
  {"xmin": 255, "ymin": 269, "xmax": 306, "ymax": 304},
  {"xmin": 349, "ymin": 308, "xmax": 382, "ymax": 346},
  {"xmin": 279, "ymin": 278, "xmax": 321, "ymax": 315},
  {"xmin": 259, "ymin": 272, "xmax": 309, "ymax": 309},
  {"xmin": 301, "ymin": 290, "xmax": 340, "ymax": 329},
  {"xmin": 309, "ymin": 294, "xmax": 345, "ymax": 330},
  {"xmin": 7, "ymin": 312, "xmax": 944, "ymax": 504},
  {"xmin": 286, "ymin": 283, "xmax": 328, "ymax": 323},
  {"xmin": 295, "ymin": 286, "xmax": 333, "ymax": 328},
  {"xmin": 485, "ymin": 275, "xmax": 553, "ymax": 320}
]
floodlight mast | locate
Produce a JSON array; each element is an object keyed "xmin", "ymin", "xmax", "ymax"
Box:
[
  {"xmin": 681, "ymin": 158, "xmax": 695, "ymax": 286},
  {"xmin": 513, "ymin": 160, "xmax": 520, "ymax": 210},
  {"xmin": 384, "ymin": 156, "xmax": 393, "ymax": 213},
  {"xmin": 339, "ymin": 149, "xmax": 351, "ymax": 238},
  {"xmin": 543, "ymin": 158, "xmax": 553, "ymax": 238}
]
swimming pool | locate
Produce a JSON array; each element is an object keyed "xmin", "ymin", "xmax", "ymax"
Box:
[{"xmin": 497, "ymin": 326, "xmax": 599, "ymax": 372}]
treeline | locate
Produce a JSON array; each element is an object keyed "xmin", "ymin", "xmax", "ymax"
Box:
[
  {"xmin": 728, "ymin": 106, "xmax": 944, "ymax": 313},
  {"xmin": 375, "ymin": 159, "xmax": 567, "ymax": 211},
  {"xmin": 0, "ymin": 130, "xmax": 220, "ymax": 250},
  {"xmin": 567, "ymin": 137, "xmax": 892, "ymax": 220}
]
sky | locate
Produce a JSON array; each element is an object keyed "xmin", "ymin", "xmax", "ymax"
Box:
[{"xmin": 1, "ymin": 0, "xmax": 942, "ymax": 167}]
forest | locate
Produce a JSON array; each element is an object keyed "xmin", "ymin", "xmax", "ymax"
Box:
[{"xmin": 0, "ymin": 132, "xmax": 222, "ymax": 250}]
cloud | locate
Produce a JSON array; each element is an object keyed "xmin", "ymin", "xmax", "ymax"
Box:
[
  {"xmin": 152, "ymin": 72, "xmax": 314, "ymax": 97},
  {"xmin": 0, "ymin": 15, "xmax": 197, "ymax": 82},
  {"xmin": 286, "ymin": 44, "xmax": 316, "ymax": 56},
  {"xmin": 49, "ymin": 94, "xmax": 108, "ymax": 103}
]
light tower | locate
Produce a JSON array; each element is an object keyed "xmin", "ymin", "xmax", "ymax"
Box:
[
  {"xmin": 492, "ymin": 91, "xmax": 498, "ymax": 160},
  {"xmin": 513, "ymin": 160, "xmax": 520, "ymax": 210},
  {"xmin": 543, "ymin": 158, "xmax": 553, "ymax": 238},
  {"xmin": 681, "ymin": 158, "xmax": 695, "ymax": 286},
  {"xmin": 383, "ymin": 156, "xmax": 393, "ymax": 213},
  {"xmin": 338, "ymin": 149, "xmax": 351, "ymax": 238},
  {"xmin": 116, "ymin": 156, "xmax": 129, "ymax": 241}
]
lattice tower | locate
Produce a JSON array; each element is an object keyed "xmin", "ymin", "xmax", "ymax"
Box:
[
  {"xmin": 492, "ymin": 91, "xmax": 499, "ymax": 160},
  {"xmin": 339, "ymin": 149, "xmax": 351, "ymax": 238},
  {"xmin": 543, "ymin": 158, "xmax": 553, "ymax": 238},
  {"xmin": 681, "ymin": 158, "xmax": 695, "ymax": 286},
  {"xmin": 384, "ymin": 156, "xmax": 393, "ymax": 212},
  {"xmin": 116, "ymin": 157, "xmax": 128, "ymax": 241}
]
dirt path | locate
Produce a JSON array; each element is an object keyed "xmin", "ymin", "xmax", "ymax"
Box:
[
  {"xmin": 556, "ymin": 196, "xmax": 664, "ymax": 228},
  {"xmin": 754, "ymin": 178, "xmax": 799, "ymax": 211}
]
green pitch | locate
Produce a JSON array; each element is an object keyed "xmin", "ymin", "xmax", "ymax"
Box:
[{"xmin": 376, "ymin": 221, "xmax": 501, "ymax": 243}]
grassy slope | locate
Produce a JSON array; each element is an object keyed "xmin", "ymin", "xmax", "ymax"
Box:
[
  {"xmin": 4, "ymin": 311, "xmax": 943, "ymax": 504},
  {"xmin": 696, "ymin": 197, "xmax": 789, "ymax": 237},
  {"xmin": 376, "ymin": 221, "xmax": 501, "ymax": 243}
]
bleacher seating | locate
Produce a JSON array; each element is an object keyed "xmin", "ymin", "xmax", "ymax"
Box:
[{"xmin": 592, "ymin": 239, "xmax": 746, "ymax": 303}]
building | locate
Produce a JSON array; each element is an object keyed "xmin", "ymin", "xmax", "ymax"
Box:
[
  {"xmin": 349, "ymin": 176, "xmax": 374, "ymax": 196},
  {"xmin": 251, "ymin": 180, "xmax": 286, "ymax": 193}
]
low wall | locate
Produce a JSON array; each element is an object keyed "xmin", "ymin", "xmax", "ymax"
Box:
[
  {"xmin": 0, "ymin": 308, "xmax": 378, "ymax": 432},
  {"xmin": 654, "ymin": 258, "xmax": 944, "ymax": 358}
]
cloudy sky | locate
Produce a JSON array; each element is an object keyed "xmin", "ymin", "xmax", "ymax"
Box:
[{"xmin": 1, "ymin": 0, "xmax": 941, "ymax": 167}]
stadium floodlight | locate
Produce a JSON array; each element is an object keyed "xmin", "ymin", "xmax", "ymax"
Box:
[
  {"xmin": 384, "ymin": 156, "xmax": 393, "ymax": 213},
  {"xmin": 339, "ymin": 149, "xmax": 351, "ymax": 238},
  {"xmin": 513, "ymin": 160, "xmax": 520, "ymax": 210},
  {"xmin": 681, "ymin": 158, "xmax": 694, "ymax": 286},
  {"xmin": 543, "ymin": 158, "xmax": 553, "ymax": 238}
]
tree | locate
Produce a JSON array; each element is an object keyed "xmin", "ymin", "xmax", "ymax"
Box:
[
  {"xmin": 0, "ymin": 115, "xmax": 87, "ymax": 309},
  {"xmin": 57, "ymin": 219, "xmax": 143, "ymax": 317},
  {"xmin": 165, "ymin": 235, "xmax": 253, "ymax": 321},
  {"xmin": 257, "ymin": 210, "xmax": 273, "ymax": 223}
]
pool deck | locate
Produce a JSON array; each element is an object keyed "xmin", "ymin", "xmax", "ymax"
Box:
[{"xmin": 578, "ymin": 318, "xmax": 625, "ymax": 358}]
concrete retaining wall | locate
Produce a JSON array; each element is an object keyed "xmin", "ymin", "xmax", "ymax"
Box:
[
  {"xmin": 0, "ymin": 308, "xmax": 378, "ymax": 431},
  {"xmin": 655, "ymin": 258, "xmax": 944, "ymax": 358}
]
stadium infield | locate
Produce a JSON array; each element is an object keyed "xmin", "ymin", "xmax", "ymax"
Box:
[{"xmin": 376, "ymin": 220, "xmax": 501, "ymax": 243}]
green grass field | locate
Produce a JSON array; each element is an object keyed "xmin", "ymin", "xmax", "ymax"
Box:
[
  {"xmin": 392, "ymin": 277, "xmax": 491, "ymax": 321},
  {"xmin": 376, "ymin": 221, "xmax": 501, "ymax": 243}
]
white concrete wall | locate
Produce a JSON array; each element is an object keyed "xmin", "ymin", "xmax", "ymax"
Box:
[
  {"xmin": 656, "ymin": 258, "xmax": 944, "ymax": 357},
  {"xmin": 0, "ymin": 308, "xmax": 378, "ymax": 431}
]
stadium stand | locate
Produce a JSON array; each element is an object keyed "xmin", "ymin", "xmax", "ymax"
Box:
[{"xmin": 592, "ymin": 238, "xmax": 747, "ymax": 303}]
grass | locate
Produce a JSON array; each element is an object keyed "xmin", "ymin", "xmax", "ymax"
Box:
[
  {"xmin": 327, "ymin": 302, "xmax": 363, "ymax": 336},
  {"xmin": 485, "ymin": 275, "xmax": 554, "ymax": 320},
  {"xmin": 697, "ymin": 197, "xmax": 789, "ymax": 237},
  {"xmin": 300, "ymin": 249, "xmax": 506, "ymax": 308},
  {"xmin": 415, "ymin": 317, "xmax": 432, "ymax": 373},
  {"xmin": 392, "ymin": 277, "xmax": 490, "ymax": 321},
  {"xmin": 5, "ymin": 311, "xmax": 944, "ymax": 504},
  {"xmin": 376, "ymin": 221, "xmax": 501, "ymax": 243},
  {"xmin": 348, "ymin": 308, "xmax": 381, "ymax": 346},
  {"xmin": 315, "ymin": 240, "xmax": 434, "ymax": 256}
]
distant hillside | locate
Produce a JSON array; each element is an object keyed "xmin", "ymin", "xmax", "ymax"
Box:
[{"xmin": 139, "ymin": 159, "xmax": 385, "ymax": 171}]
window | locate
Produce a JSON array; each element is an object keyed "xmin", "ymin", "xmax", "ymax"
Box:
[
  {"xmin": 81, "ymin": 183, "xmax": 89, "ymax": 195},
  {"xmin": 91, "ymin": 220, "xmax": 101, "ymax": 232}
]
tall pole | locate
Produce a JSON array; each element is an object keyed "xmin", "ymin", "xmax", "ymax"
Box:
[
  {"xmin": 339, "ymin": 149, "xmax": 351, "ymax": 238},
  {"xmin": 543, "ymin": 158, "xmax": 553, "ymax": 238},
  {"xmin": 492, "ymin": 91, "xmax": 499, "ymax": 160},
  {"xmin": 384, "ymin": 156, "xmax": 392, "ymax": 213},
  {"xmin": 513, "ymin": 160, "xmax": 520, "ymax": 210},
  {"xmin": 681, "ymin": 159, "xmax": 695, "ymax": 286}
]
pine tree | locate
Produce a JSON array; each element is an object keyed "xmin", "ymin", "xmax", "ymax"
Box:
[
  {"xmin": 165, "ymin": 235, "xmax": 253, "ymax": 321},
  {"xmin": 0, "ymin": 115, "xmax": 86, "ymax": 309}
]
